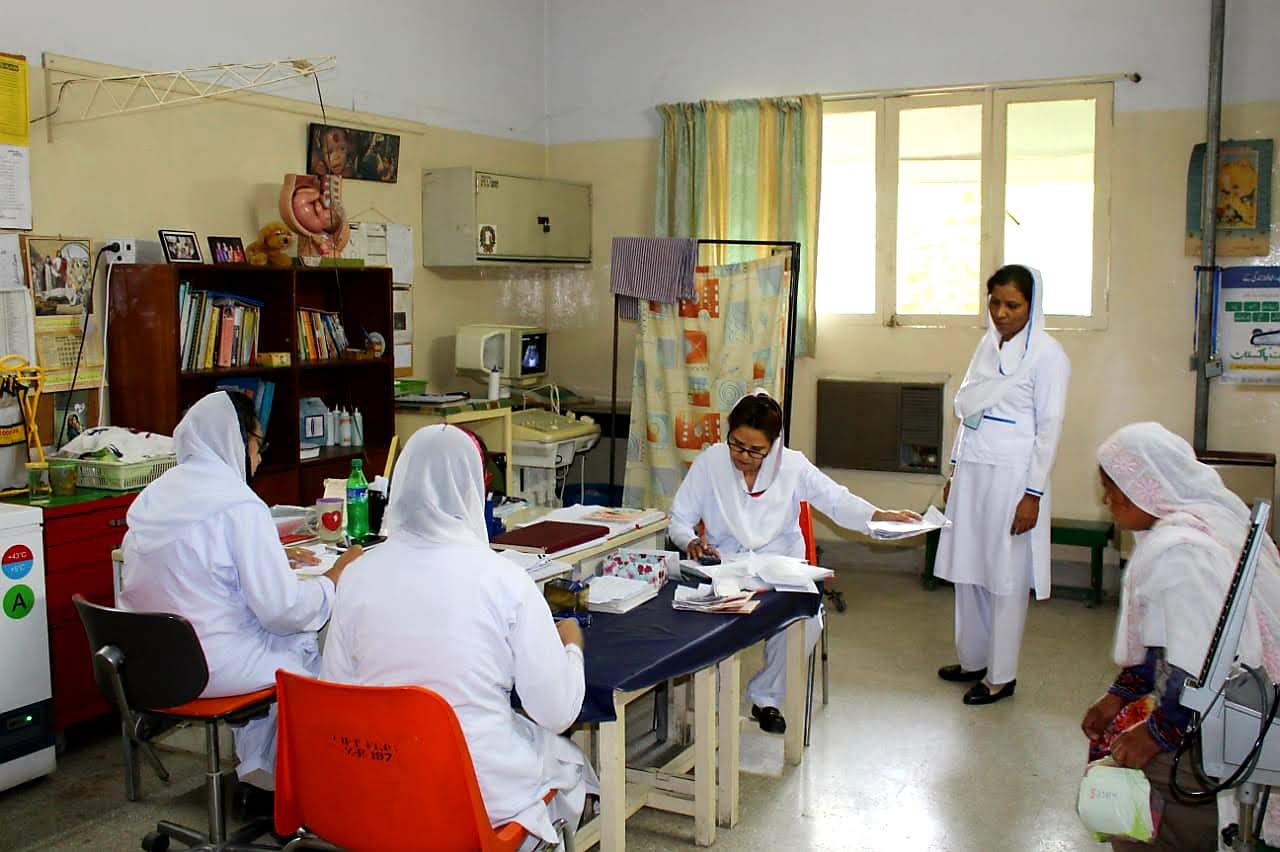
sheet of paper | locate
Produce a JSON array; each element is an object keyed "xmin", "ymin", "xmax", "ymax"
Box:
[
  {"xmin": 290, "ymin": 543, "xmax": 339, "ymax": 577},
  {"xmin": 0, "ymin": 289, "xmax": 35, "ymax": 360},
  {"xmin": 0, "ymin": 145, "xmax": 32, "ymax": 230},
  {"xmin": 866, "ymin": 505, "xmax": 952, "ymax": 541},
  {"xmin": 394, "ymin": 342, "xmax": 412, "ymax": 369},
  {"xmin": 392, "ymin": 290, "xmax": 413, "ymax": 344},
  {"xmin": 386, "ymin": 223, "xmax": 413, "ymax": 286},
  {"xmin": 0, "ymin": 55, "xmax": 29, "ymax": 147},
  {"xmin": 0, "ymin": 233, "xmax": 23, "ymax": 290},
  {"xmin": 587, "ymin": 574, "xmax": 650, "ymax": 604}
]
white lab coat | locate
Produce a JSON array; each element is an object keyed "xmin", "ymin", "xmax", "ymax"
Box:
[
  {"xmin": 936, "ymin": 337, "xmax": 1070, "ymax": 599},
  {"xmin": 670, "ymin": 443, "xmax": 879, "ymax": 708},
  {"xmin": 118, "ymin": 393, "xmax": 334, "ymax": 784},
  {"xmin": 321, "ymin": 424, "xmax": 593, "ymax": 844}
]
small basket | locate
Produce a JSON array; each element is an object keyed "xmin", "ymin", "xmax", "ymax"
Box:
[{"xmin": 74, "ymin": 455, "xmax": 177, "ymax": 491}]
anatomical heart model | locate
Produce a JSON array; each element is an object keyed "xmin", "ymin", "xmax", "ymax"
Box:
[{"xmin": 280, "ymin": 173, "xmax": 351, "ymax": 264}]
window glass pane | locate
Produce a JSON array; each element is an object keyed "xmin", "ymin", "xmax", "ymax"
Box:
[
  {"xmin": 895, "ymin": 103, "xmax": 983, "ymax": 315},
  {"xmin": 1004, "ymin": 99, "xmax": 1095, "ymax": 316},
  {"xmin": 817, "ymin": 110, "xmax": 876, "ymax": 314}
]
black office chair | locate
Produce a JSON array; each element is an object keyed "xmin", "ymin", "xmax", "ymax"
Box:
[{"xmin": 73, "ymin": 594, "xmax": 277, "ymax": 852}]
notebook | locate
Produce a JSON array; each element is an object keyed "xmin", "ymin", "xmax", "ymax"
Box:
[
  {"xmin": 587, "ymin": 575, "xmax": 658, "ymax": 614},
  {"xmin": 490, "ymin": 520, "xmax": 610, "ymax": 555}
]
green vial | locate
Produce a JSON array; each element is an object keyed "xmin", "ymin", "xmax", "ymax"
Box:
[{"xmin": 346, "ymin": 458, "xmax": 369, "ymax": 542}]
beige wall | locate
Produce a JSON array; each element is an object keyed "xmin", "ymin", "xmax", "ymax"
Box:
[
  {"xmin": 19, "ymin": 57, "xmax": 545, "ymax": 396},
  {"xmin": 542, "ymin": 102, "xmax": 1280, "ymax": 539}
]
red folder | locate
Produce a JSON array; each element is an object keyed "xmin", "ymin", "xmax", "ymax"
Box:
[{"xmin": 490, "ymin": 520, "xmax": 610, "ymax": 555}]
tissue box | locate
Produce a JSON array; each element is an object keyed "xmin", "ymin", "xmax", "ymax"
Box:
[{"xmin": 601, "ymin": 549, "xmax": 676, "ymax": 588}]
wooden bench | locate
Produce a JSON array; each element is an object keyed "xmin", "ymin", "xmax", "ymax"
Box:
[{"xmin": 923, "ymin": 517, "xmax": 1117, "ymax": 607}]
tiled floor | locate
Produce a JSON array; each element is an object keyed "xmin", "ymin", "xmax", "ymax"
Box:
[{"xmin": 0, "ymin": 556, "xmax": 1117, "ymax": 851}]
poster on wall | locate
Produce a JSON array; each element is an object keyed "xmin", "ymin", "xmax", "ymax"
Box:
[
  {"xmin": 307, "ymin": 123, "xmax": 400, "ymax": 183},
  {"xmin": 1215, "ymin": 266, "xmax": 1280, "ymax": 384},
  {"xmin": 1186, "ymin": 139, "xmax": 1273, "ymax": 257}
]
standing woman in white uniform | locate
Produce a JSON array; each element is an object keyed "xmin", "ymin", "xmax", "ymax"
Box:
[
  {"xmin": 935, "ymin": 265, "xmax": 1070, "ymax": 705},
  {"xmin": 119, "ymin": 391, "xmax": 358, "ymax": 790},
  {"xmin": 670, "ymin": 391, "xmax": 919, "ymax": 733},
  {"xmin": 321, "ymin": 425, "xmax": 596, "ymax": 847}
]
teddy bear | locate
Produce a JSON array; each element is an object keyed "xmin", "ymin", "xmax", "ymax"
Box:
[{"xmin": 245, "ymin": 222, "xmax": 295, "ymax": 267}]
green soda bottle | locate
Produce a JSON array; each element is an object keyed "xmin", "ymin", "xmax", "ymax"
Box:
[{"xmin": 346, "ymin": 458, "xmax": 369, "ymax": 542}]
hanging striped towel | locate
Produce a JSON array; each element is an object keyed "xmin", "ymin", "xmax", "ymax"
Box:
[{"xmin": 609, "ymin": 237, "xmax": 698, "ymax": 319}]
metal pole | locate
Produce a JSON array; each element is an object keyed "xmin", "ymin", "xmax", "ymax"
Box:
[{"xmin": 1194, "ymin": 0, "xmax": 1226, "ymax": 453}]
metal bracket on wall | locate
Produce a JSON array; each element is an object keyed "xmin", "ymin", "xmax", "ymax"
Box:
[{"xmin": 40, "ymin": 53, "xmax": 337, "ymax": 142}]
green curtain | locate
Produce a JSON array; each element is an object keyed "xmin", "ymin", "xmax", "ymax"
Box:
[{"xmin": 655, "ymin": 95, "xmax": 821, "ymax": 357}]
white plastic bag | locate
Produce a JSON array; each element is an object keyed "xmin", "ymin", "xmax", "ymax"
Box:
[{"xmin": 1077, "ymin": 758, "xmax": 1164, "ymax": 843}]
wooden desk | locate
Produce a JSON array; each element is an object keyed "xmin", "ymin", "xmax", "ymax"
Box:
[{"xmin": 395, "ymin": 405, "xmax": 513, "ymax": 495}]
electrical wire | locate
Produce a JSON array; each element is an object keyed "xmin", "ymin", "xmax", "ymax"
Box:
[
  {"xmin": 55, "ymin": 245, "xmax": 113, "ymax": 449},
  {"xmin": 1171, "ymin": 664, "xmax": 1280, "ymax": 804},
  {"xmin": 29, "ymin": 80, "xmax": 73, "ymax": 124}
]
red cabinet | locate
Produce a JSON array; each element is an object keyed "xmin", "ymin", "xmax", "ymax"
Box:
[{"xmin": 24, "ymin": 491, "xmax": 137, "ymax": 732}]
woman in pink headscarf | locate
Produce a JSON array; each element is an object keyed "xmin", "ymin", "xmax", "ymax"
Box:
[{"xmin": 1083, "ymin": 422, "xmax": 1280, "ymax": 851}]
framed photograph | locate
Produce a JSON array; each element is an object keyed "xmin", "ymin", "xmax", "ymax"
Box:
[
  {"xmin": 307, "ymin": 123, "xmax": 400, "ymax": 183},
  {"xmin": 158, "ymin": 230, "xmax": 202, "ymax": 263},
  {"xmin": 207, "ymin": 236, "xmax": 247, "ymax": 264},
  {"xmin": 20, "ymin": 236, "xmax": 92, "ymax": 316},
  {"xmin": 1185, "ymin": 138, "xmax": 1274, "ymax": 257}
]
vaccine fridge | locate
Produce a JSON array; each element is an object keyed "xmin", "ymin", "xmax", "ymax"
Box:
[{"xmin": 0, "ymin": 503, "xmax": 54, "ymax": 792}]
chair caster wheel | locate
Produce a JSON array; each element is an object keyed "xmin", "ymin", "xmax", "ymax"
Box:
[{"xmin": 142, "ymin": 831, "xmax": 169, "ymax": 852}]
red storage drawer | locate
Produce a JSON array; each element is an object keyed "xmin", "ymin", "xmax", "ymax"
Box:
[
  {"xmin": 45, "ymin": 547, "xmax": 116, "ymax": 629},
  {"xmin": 49, "ymin": 621, "xmax": 110, "ymax": 730},
  {"xmin": 44, "ymin": 505, "xmax": 131, "ymax": 550}
]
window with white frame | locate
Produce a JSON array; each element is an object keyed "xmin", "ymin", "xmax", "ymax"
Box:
[{"xmin": 816, "ymin": 83, "xmax": 1111, "ymax": 326}]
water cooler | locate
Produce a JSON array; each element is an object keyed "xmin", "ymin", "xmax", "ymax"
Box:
[{"xmin": 0, "ymin": 503, "xmax": 54, "ymax": 792}]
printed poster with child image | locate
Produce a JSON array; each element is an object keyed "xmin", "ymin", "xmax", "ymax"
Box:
[{"xmin": 1216, "ymin": 266, "xmax": 1280, "ymax": 384}]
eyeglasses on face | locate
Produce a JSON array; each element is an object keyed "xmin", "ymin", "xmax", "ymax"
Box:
[{"xmin": 727, "ymin": 439, "xmax": 769, "ymax": 460}]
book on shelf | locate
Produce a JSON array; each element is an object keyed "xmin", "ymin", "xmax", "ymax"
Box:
[
  {"xmin": 178, "ymin": 285, "xmax": 264, "ymax": 371},
  {"xmin": 299, "ymin": 443, "xmax": 321, "ymax": 460},
  {"xmin": 214, "ymin": 377, "xmax": 275, "ymax": 438},
  {"xmin": 296, "ymin": 308, "xmax": 351, "ymax": 362}
]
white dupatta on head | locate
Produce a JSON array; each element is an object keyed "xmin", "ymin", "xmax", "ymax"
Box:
[
  {"xmin": 1098, "ymin": 422, "xmax": 1280, "ymax": 676},
  {"xmin": 126, "ymin": 392, "xmax": 263, "ymax": 551},
  {"xmin": 707, "ymin": 389, "xmax": 800, "ymax": 552},
  {"xmin": 384, "ymin": 424, "xmax": 489, "ymax": 548},
  {"xmin": 954, "ymin": 266, "xmax": 1048, "ymax": 419}
]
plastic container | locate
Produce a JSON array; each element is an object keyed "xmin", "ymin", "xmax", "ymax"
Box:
[
  {"xmin": 26, "ymin": 462, "xmax": 51, "ymax": 504},
  {"xmin": 394, "ymin": 378, "xmax": 428, "ymax": 396},
  {"xmin": 74, "ymin": 456, "xmax": 177, "ymax": 491},
  {"xmin": 49, "ymin": 460, "xmax": 78, "ymax": 496}
]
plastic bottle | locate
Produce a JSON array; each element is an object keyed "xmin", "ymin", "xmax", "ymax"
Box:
[
  {"xmin": 325, "ymin": 409, "xmax": 336, "ymax": 446},
  {"xmin": 352, "ymin": 408, "xmax": 364, "ymax": 446},
  {"xmin": 339, "ymin": 408, "xmax": 353, "ymax": 447},
  {"xmin": 346, "ymin": 459, "xmax": 369, "ymax": 541}
]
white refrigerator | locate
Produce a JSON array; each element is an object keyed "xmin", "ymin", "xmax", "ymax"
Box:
[{"xmin": 0, "ymin": 503, "xmax": 54, "ymax": 792}]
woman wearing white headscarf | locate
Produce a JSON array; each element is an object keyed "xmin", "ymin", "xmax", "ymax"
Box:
[
  {"xmin": 670, "ymin": 391, "xmax": 919, "ymax": 733},
  {"xmin": 1083, "ymin": 422, "xmax": 1280, "ymax": 851},
  {"xmin": 119, "ymin": 391, "xmax": 355, "ymax": 789},
  {"xmin": 321, "ymin": 425, "xmax": 595, "ymax": 846},
  {"xmin": 935, "ymin": 265, "xmax": 1071, "ymax": 705}
]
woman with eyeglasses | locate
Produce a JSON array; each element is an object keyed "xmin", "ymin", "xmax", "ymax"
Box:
[
  {"xmin": 934, "ymin": 265, "xmax": 1070, "ymax": 706},
  {"xmin": 669, "ymin": 390, "xmax": 920, "ymax": 734},
  {"xmin": 119, "ymin": 391, "xmax": 361, "ymax": 798}
]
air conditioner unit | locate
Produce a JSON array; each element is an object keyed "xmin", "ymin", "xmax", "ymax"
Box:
[
  {"xmin": 815, "ymin": 376, "xmax": 946, "ymax": 474},
  {"xmin": 422, "ymin": 168, "xmax": 592, "ymax": 266}
]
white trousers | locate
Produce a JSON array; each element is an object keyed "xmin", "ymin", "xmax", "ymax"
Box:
[
  {"xmin": 517, "ymin": 768, "xmax": 590, "ymax": 852},
  {"xmin": 745, "ymin": 610, "xmax": 823, "ymax": 710},
  {"xmin": 954, "ymin": 583, "xmax": 1029, "ymax": 686}
]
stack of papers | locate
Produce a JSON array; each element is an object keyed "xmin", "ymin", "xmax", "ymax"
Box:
[
  {"xmin": 497, "ymin": 549, "xmax": 574, "ymax": 583},
  {"xmin": 672, "ymin": 584, "xmax": 759, "ymax": 614},
  {"xmin": 866, "ymin": 506, "xmax": 951, "ymax": 540},
  {"xmin": 587, "ymin": 575, "xmax": 657, "ymax": 614}
]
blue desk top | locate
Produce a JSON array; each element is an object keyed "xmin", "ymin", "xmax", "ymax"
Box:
[{"xmin": 577, "ymin": 582, "xmax": 820, "ymax": 723}]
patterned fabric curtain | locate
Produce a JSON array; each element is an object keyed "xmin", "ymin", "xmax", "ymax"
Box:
[
  {"xmin": 622, "ymin": 255, "xmax": 791, "ymax": 511},
  {"xmin": 655, "ymin": 95, "xmax": 821, "ymax": 358}
]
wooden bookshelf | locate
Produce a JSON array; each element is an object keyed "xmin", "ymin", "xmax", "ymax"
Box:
[{"xmin": 107, "ymin": 263, "xmax": 394, "ymax": 506}]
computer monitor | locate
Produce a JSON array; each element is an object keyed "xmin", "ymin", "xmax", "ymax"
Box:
[{"xmin": 456, "ymin": 324, "xmax": 548, "ymax": 387}]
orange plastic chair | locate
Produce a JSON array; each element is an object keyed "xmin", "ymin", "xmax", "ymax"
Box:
[
  {"xmin": 798, "ymin": 502, "xmax": 829, "ymax": 747},
  {"xmin": 273, "ymin": 671, "xmax": 570, "ymax": 852}
]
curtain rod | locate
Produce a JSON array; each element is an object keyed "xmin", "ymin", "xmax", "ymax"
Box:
[{"xmin": 823, "ymin": 72, "xmax": 1140, "ymax": 103}]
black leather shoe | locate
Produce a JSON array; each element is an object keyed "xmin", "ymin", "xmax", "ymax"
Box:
[
  {"xmin": 232, "ymin": 783, "xmax": 275, "ymax": 821},
  {"xmin": 937, "ymin": 664, "xmax": 987, "ymax": 683},
  {"xmin": 750, "ymin": 704, "xmax": 787, "ymax": 734},
  {"xmin": 963, "ymin": 680, "xmax": 1016, "ymax": 706}
]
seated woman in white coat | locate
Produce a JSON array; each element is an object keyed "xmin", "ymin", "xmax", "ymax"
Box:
[
  {"xmin": 118, "ymin": 391, "xmax": 357, "ymax": 792},
  {"xmin": 320, "ymin": 425, "xmax": 595, "ymax": 847},
  {"xmin": 670, "ymin": 391, "xmax": 919, "ymax": 733},
  {"xmin": 935, "ymin": 264, "xmax": 1069, "ymax": 706}
]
